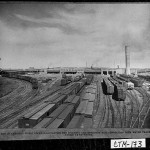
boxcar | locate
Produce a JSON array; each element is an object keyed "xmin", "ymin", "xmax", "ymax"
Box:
[
  {"xmin": 103, "ymin": 78, "xmax": 114, "ymax": 95},
  {"xmin": 109, "ymin": 78, "xmax": 126, "ymax": 101},
  {"xmin": 130, "ymin": 78, "xmax": 144, "ymax": 87}
]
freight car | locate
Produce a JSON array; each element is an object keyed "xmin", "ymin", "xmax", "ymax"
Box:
[
  {"xmin": 73, "ymin": 75, "xmax": 82, "ymax": 82},
  {"xmin": 138, "ymin": 75, "xmax": 150, "ymax": 82},
  {"xmin": 108, "ymin": 77, "xmax": 118, "ymax": 85},
  {"xmin": 79, "ymin": 77, "xmax": 87, "ymax": 86},
  {"xmin": 120, "ymin": 74, "xmax": 131, "ymax": 79},
  {"xmin": 61, "ymin": 78, "xmax": 70, "ymax": 86},
  {"xmin": 18, "ymin": 79, "xmax": 85, "ymax": 128},
  {"xmin": 109, "ymin": 77, "xmax": 126, "ymax": 101},
  {"xmin": 16, "ymin": 75, "xmax": 38, "ymax": 89},
  {"xmin": 60, "ymin": 77, "xmax": 86, "ymax": 95},
  {"xmin": 1, "ymin": 72, "xmax": 38, "ymax": 89},
  {"xmin": 30, "ymin": 78, "xmax": 38, "ymax": 89},
  {"xmin": 119, "ymin": 74, "xmax": 143, "ymax": 87},
  {"xmin": 130, "ymin": 78, "xmax": 144, "ymax": 87},
  {"xmin": 112, "ymin": 76, "xmax": 125, "ymax": 86},
  {"xmin": 61, "ymin": 74, "xmax": 73, "ymax": 86},
  {"xmin": 85, "ymin": 74, "xmax": 93, "ymax": 85},
  {"xmin": 113, "ymin": 76, "xmax": 134, "ymax": 90},
  {"xmin": 67, "ymin": 75, "xmax": 73, "ymax": 82},
  {"xmin": 102, "ymin": 78, "xmax": 114, "ymax": 95},
  {"xmin": 20, "ymin": 96, "xmax": 80, "ymax": 129},
  {"xmin": 117, "ymin": 75, "xmax": 130, "ymax": 82}
]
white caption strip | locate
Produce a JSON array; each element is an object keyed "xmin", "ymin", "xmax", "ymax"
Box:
[{"xmin": 111, "ymin": 139, "xmax": 146, "ymax": 149}]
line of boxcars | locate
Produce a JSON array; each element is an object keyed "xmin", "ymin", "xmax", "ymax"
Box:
[
  {"xmin": 60, "ymin": 74, "xmax": 93, "ymax": 86},
  {"xmin": 18, "ymin": 95, "xmax": 80, "ymax": 128},
  {"xmin": 60, "ymin": 76, "xmax": 72, "ymax": 86},
  {"xmin": 137, "ymin": 75, "xmax": 150, "ymax": 82},
  {"xmin": 1, "ymin": 72, "xmax": 38, "ymax": 89},
  {"xmin": 119, "ymin": 74, "xmax": 144, "ymax": 87},
  {"xmin": 103, "ymin": 77, "xmax": 126, "ymax": 101},
  {"xmin": 112, "ymin": 76, "xmax": 134, "ymax": 90},
  {"xmin": 60, "ymin": 74, "xmax": 83, "ymax": 86},
  {"xmin": 102, "ymin": 74, "xmax": 144, "ymax": 101},
  {"xmin": 18, "ymin": 75, "xmax": 91, "ymax": 128},
  {"xmin": 116, "ymin": 76, "xmax": 134, "ymax": 89},
  {"xmin": 67, "ymin": 84, "xmax": 97, "ymax": 129}
]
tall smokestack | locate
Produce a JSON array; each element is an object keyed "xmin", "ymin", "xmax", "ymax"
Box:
[{"xmin": 125, "ymin": 46, "xmax": 130, "ymax": 75}]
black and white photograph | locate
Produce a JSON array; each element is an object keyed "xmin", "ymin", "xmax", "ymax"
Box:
[{"xmin": 0, "ymin": 2, "xmax": 150, "ymax": 141}]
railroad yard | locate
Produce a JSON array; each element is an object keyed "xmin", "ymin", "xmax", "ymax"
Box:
[{"xmin": 0, "ymin": 71, "xmax": 150, "ymax": 129}]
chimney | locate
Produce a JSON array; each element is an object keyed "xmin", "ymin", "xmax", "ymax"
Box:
[{"xmin": 125, "ymin": 46, "xmax": 130, "ymax": 75}]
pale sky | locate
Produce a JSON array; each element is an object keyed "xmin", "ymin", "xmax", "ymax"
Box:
[{"xmin": 0, "ymin": 3, "xmax": 150, "ymax": 69}]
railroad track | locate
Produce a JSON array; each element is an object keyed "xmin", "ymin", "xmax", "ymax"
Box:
[
  {"xmin": 0, "ymin": 79, "xmax": 32, "ymax": 102},
  {"xmin": 96, "ymin": 76, "xmax": 114, "ymax": 128},
  {"xmin": 122, "ymin": 100, "xmax": 127, "ymax": 128},
  {"xmin": 0, "ymin": 90, "xmax": 40, "ymax": 128},
  {"xmin": 104, "ymin": 95, "xmax": 112, "ymax": 128},
  {"xmin": 0, "ymin": 78, "xmax": 63, "ymax": 119},
  {"xmin": 132, "ymin": 88, "xmax": 150, "ymax": 128},
  {"xmin": 0, "ymin": 79, "xmax": 30, "ymax": 106},
  {"xmin": 0, "ymin": 89, "xmax": 61, "ymax": 128},
  {"xmin": 129, "ymin": 90, "xmax": 140, "ymax": 128},
  {"xmin": 8, "ymin": 82, "xmax": 85, "ymax": 129},
  {"xmin": 0, "ymin": 89, "xmax": 39, "ymax": 119},
  {"xmin": 132, "ymin": 89, "xmax": 143, "ymax": 112},
  {"xmin": 135, "ymin": 87, "xmax": 148, "ymax": 107},
  {"xmin": 126, "ymin": 91, "xmax": 139, "ymax": 128},
  {"xmin": 107, "ymin": 96, "xmax": 115, "ymax": 128},
  {"xmin": 93, "ymin": 77, "xmax": 106, "ymax": 128},
  {"xmin": 100, "ymin": 95, "xmax": 109, "ymax": 128},
  {"xmin": 0, "ymin": 78, "xmax": 23, "ymax": 99},
  {"xmin": 0, "ymin": 82, "xmax": 74, "ymax": 128},
  {"xmin": 0, "ymin": 80, "xmax": 33, "ymax": 116},
  {"xmin": 97, "ymin": 94, "xmax": 106, "ymax": 128},
  {"xmin": 96, "ymin": 78, "xmax": 101, "ymax": 113},
  {"xmin": 124, "ymin": 94, "xmax": 132, "ymax": 128},
  {"xmin": 109, "ymin": 97, "xmax": 122, "ymax": 128},
  {"xmin": 38, "ymin": 78, "xmax": 58, "ymax": 95},
  {"xmin": 115, "ymin": 100, "xmax": 123, "ymax": 127}
]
